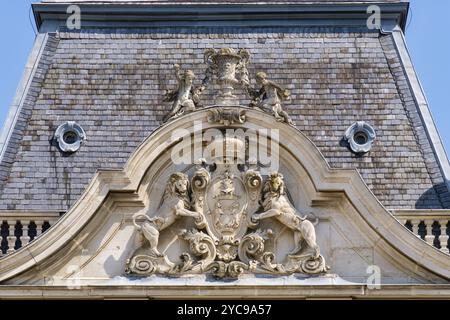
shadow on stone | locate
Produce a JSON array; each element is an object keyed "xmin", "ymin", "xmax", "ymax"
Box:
[{"xmin": 415, "ymin": 182, "xmax": 450, "ymax": 209}]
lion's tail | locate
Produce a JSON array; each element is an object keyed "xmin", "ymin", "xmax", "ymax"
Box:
[
  {"xmin": 302, "ymin": 212, "xmax": 319, "ymax": 226},
  {"xmin": 133, "ymin": 214, "xmax": 150, "ymax": 231}
]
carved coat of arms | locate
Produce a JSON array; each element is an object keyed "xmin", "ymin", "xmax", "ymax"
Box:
[{"xmin": 126, "ymin": 136, "xmax": 329, "ymax": 279}]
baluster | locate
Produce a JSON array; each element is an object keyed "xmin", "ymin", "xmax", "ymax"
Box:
[
  {"xmin": 411, "ymin": 219, "xmax": 421, "ymax": 238},
  {"xmin": 439, "ymin": 220, "xmax": 449, "ymax": 254},
  {"xmin": 35, "ymin": 221, "xmax": 43, "ymax": 238},
  {"xmin": 20, "ymin": 220, "xmax": 30, "ymax": 247},
  {"xmin": 424, "ymin": 220, "xmax": 435, "ymax": 247},
  {"xmin": 6, "ymin": 220, "xmax": 17, "ymax": 254},
  {"xmin": 0, "ymin": 235, "xmax": 3, "ymax": 257}
]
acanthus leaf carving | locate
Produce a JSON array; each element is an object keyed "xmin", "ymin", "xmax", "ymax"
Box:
[
  {"xmin": 125, "ymin": 254, "xmax": 175, "ymax": 276},
  {"xmin": 178, "ymin": 229, "xmax": 216, "ymax": 272},
  {"xmin": 238, "ymin": 229, "xmax": 285, "ymax": 274}
]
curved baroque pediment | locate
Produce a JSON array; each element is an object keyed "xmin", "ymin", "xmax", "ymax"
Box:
[{"xmin": 0, "ymin": 107, "xmax": 449, "ymax": 289}]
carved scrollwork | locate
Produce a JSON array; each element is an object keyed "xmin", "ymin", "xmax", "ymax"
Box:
[
  {"xmin": 238, "ymin": 229, "xmax": 270, "ymax": 263},
  {"xmin": 125, "ymin": 256, "xmax": 156, "ymax": 275},
  {"xmin": 171, "ymin": 253, "xmax": 196, "ymax": 274},
  {"xmin": 243, "ymin": 170, "xmax": 262, "ymax": 229},
  {"xmin": 126, "ymin": 166, "xmax": 329, "ymax": 278},
  {"xmin": 125, "ymin": 254, "xmax": 175, "ymax": 276},
  {"xmin": 180, "ymin": 229, "xmax": 216, "ymax": 267},
  {"xmin": 192, "ymin": 166, "xmax": 210, "ymax": 192},
  {"xmin": 238, "ymin": 229, "xmax": 285, "ymax": 274},
  {"xmin": 243, "ymin": 169, "xmax": 262, "ymax": 201},
  {"xmin": 301, "ymin": 255, "xmax": 328, "ymax": 274},
  {"xmin": 204, "ymin": 261, "xmax": 228, "ymax": 279},
  {"xmin": 286, "ymin": 254, "xmax": 329, "ymax": 275},
  {"xmin": 227, "ymin": 261, "xmax": 256, "ymax": 278},
  {"xmin": 207, "ymin": 108, "xmax": 246, "ymax": 125},
  {"xmin": 191, "ymin": 164, "xmax": 211, "ymax": 216}
]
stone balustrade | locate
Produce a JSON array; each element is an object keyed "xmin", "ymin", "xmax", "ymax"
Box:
[
  {"xmin": 391, "ymin": 210, "xmax": 450, "ymax": 254},
  {"xmin": 0, "ymin": 210, "xmax": 448, "ymax": 257},
  {"xmin": 0, "ymin": 211, "xmax": 61, "ymax": 256}
]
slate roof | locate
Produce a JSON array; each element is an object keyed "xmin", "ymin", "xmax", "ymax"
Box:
[{"xmin": 0, "ymin": 1, "xmax": 449, "ymax": 212}]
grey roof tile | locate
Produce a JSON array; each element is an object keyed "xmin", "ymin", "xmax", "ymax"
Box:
[{"xmin": 0, "ymin": 27, "xmax": 448, "ymax": 211}]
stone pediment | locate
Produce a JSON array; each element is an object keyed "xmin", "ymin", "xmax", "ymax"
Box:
[
  {"xmin": 126, "ymin": 146, "xmax": 328, "ymax": 279},
  {"xmin": 0, "ymin": 106, "xmax": 448, "ymax": 297},
  {"xmin": 0, "ymin": 38, "xmax": 448, "ymax": 291}
]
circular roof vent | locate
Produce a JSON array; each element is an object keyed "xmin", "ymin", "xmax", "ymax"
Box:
[
  {"xmin": 344, "ymin": 121, "xmax": 376, "ymax": 154},
  {"xmin": 54, "ymin": 121, "xmax": 86, "ymax": 153}
]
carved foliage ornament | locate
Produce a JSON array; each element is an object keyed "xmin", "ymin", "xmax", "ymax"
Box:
[
  {"xmin": 126, "ymin": 151, "xmax": 329, "ymax": 279},
  {"xmin": 207, "ymin": 108, "xmax": 246, "ymax": 125}
]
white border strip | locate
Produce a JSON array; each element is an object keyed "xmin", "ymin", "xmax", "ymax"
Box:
[
  {"xmin": 391, "ymin": 26, "xmax": 450, "ymax": 193},
  {"xmin": 0, "ymin": 33, "xmax": 49, "ymax": 164}
]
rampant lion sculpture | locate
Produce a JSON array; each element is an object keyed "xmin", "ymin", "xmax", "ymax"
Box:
[
  {"xmin": 252, "ymin": 172, "xmax": 320, "ymax": 258},
  {"xmin": 133, "ymin": 172, "xmax": 206, "ymax": 257}
]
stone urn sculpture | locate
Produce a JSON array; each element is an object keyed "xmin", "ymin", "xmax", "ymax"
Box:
[{"xmin": 203, "ymin": 48, "xmax": 250, "ymax": 106}]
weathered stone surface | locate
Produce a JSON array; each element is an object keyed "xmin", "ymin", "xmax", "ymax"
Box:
[
  {"xmin": 0, "ymin": 27, "xmax": 448, "ymax": 211},
  {"xmin": 2, "ymin": 109, "xmax": 448, "ymax": 288}
]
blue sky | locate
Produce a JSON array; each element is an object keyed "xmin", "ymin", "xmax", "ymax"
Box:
[{"xmin": 0, "ymin": 0, "xmax": 449, "ymax": 157}]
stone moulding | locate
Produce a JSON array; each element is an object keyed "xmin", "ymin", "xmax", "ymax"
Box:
[
  {"xmin": 32, "ymin": 2, "xmax": 409, "ymax": 31},
  {"xmin": 0, "ymin": 107, "xmax": 448, "ymax": 293}
]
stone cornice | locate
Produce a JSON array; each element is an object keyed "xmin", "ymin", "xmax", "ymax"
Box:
[
  {"xmin": 32, "ymin": 1, "xmax": 409, "ymax": 32},
  {"xmin": 0, "ymin": 283, "xmax": 449, "ymax": 299}
]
